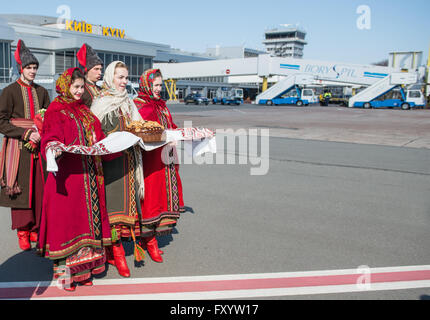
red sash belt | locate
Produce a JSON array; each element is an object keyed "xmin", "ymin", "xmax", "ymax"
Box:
[{"xmin": 0, "ymin": 118, "xmax": 35, "ymax": 196}]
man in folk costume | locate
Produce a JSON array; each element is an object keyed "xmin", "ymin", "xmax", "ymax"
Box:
[
  {"xmin": 0, "ymin": 39, "xmax": 50, "ymax": 251},
  {"xmin": 77, "ymin": 43, "xmax": 103, "ymax": 107}
]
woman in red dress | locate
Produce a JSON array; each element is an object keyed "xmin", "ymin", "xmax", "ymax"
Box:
[
  {"xmin": 37, "ymin": 68, "xmax": 112, "ymax": 291},
  {"xmin": 133, "ymin": 69, "xmax": 184, "ymax": 263}
]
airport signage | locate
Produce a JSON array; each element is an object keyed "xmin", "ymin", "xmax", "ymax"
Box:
[
  {"xmin": 303, "ymin": 64, "xmax": 359, "ymax": 79},
  {"xmin": 65, "ymin": 20, "xmax": 126, "ymax": 39}
]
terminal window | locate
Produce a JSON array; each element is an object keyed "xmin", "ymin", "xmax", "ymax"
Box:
[
  {"xmin": 96, "ymin": 51, "xmax": 152, "ymax": 83},
  {"xmin": 0, "ymin": 42, "xmax": 11, "ymax": 83},
  {"xmin": 55, "ymin": 50, "xmax": 77, "ymax": 74}
]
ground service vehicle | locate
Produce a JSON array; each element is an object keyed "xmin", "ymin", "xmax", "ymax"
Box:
[
  {"xmin": 212, "ymin": 88, "xmax": 244, "ymax": 105},
  {"xmin": 261, "ymin": 86, "xmax": 317, "ymax": 106},
  {"xmin": 323, "ymin": 93, "xmax": 351, "ymax": 106},
  {"xmin": 348, "ymin": 73, "xmax": 425, "ymax": 110},
  {"xmin": 256, "ymin": 74, "xmax": 318, "ymax": 106}
]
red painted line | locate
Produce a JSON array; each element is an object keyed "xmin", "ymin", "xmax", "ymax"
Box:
[{"xmin": 1, "ymin": 269, "xmax": 429, "ymax": 299}]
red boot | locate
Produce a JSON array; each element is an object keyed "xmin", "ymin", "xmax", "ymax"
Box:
[
  {"xmin": 79, "ymin": 279, "xmax": 93, "ymax": 286},
  {"xmin": 140, "ymin": 238, "xmax": 164, "ymax": 255},
  {"xmin": 30, "ymin": 232, "xmax": 38, "ymax": 243},
  {"xmin": 143, "ymin": 236, "xmax": 163, "ymax": 263},
  {"xmin": 112, "ymin": 242, "xmax": 130, "ymax": 277},
  {"xmin": 17, "ymin": 230, "xmax": 31, "ymax": 251},
  {"xmin": 63, "ymin": 282, "xmax": 76, "ymax": 292},
  {"xmin": 105, "ymin": 246, "xmax": 115, "ymax": 266}
]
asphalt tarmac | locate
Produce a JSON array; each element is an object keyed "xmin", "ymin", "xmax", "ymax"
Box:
[{"xmin": 0, "ymin": 103, "xmax": 429, "ymax": 300}]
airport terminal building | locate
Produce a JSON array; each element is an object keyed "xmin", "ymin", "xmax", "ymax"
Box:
[{"xmin": 0, "ymin": 14, "xmax": 258, "ymax": 100}]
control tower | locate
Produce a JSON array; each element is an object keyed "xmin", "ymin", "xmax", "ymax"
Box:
[{"xmin": 263, "ymin": 24, "xmax": 307, "ymax": 58}]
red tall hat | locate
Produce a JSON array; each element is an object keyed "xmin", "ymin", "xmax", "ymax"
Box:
[
  {"xmin": 77, "ymin": 43, "xmax": 103, "ymax": 72},
  {"xmin": 14, "ymin": 39, "xmax": 39, "ymax": 72}
]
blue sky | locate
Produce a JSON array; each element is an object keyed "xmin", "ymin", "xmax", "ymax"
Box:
[{"xmin": 1, "ymin": 0, "xmax": 429, "ymax": 65}]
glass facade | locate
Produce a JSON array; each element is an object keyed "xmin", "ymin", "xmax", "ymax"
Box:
[
  {"xmin": 96, "ymin": 51, "xmax": 152, "ymax": 83},
  {"xmin": 181, "ymin": 76, "xmax": 227, "ymax": 83},
  {"xmin": 55, "ymin": 50, "xmax": 77, "ymax": 74},
  {"xmin": 55, "ymin": 49, "xmax": 152, "ymax": 83},
  {"xmin": 0, "ymin": 42, "xmax": 12, "ymax": 83},
  {"xmin": 265, "ymin": 31, "xmax": 306, "ymax": 40}
]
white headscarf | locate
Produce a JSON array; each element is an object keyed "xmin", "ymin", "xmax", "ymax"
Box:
[
  {"xmin": 91, "ymin": 61, "xmax": 145, "ymax": 199},
  {"xmin": 91, "ymin": 61, "xmax": 142, "ymax": 125}
]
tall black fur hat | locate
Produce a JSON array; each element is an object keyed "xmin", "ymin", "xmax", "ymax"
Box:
[
  {"xmin": 14, "ymin": 40, "xmax": 39, "ymax": 71},
  {"xmin": 77, "ymin": 43, "xmax": 103, "ymax": 72}
]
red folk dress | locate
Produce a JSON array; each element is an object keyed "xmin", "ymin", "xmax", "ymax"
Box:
[
  {"xmin": 133, "ymin": 70, "xmax": 184, "ymax": 237},
  {"xmin": 37, "ymin": 68, "xmax": 111, "ymax": 283}
]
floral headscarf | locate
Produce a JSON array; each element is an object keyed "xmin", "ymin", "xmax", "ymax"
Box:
[
  {"xmin": 53, "ymin": 67, "xmax": 100, "ymax": 146},
  {"xmin": 137, "ymin": 68, "xmax": 162, "ymax": 102},
  {"xmin": 54, "ymin": 67, "xmax": 83, "ymax": 104}
]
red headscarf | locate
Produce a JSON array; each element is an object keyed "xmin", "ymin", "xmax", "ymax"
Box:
[
  {"xmin": 134, "ymin": 69, "xmax": 176, "ymax": 129},
  {"xmin": 137, "ymin": 68, "xmax": 162, "ymax": 102}
]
